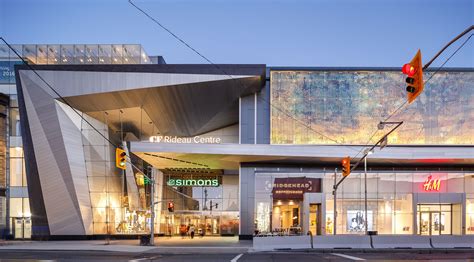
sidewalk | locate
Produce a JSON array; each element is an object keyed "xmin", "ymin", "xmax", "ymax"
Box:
[{"xmin": 0, "ymin": 236, "xmax": 252, "ymax": 254}]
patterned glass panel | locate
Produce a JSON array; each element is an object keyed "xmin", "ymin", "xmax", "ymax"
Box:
[{"xmin": 270, "ymin": 70, "xmax": 474, "ymax": 145}]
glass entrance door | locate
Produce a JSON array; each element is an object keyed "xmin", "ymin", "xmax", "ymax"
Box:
[
  {"xmin": 431, "ymin": 212, "xmax": 441, "ymax": 236},
  {"xmin": 309, "ymin": 204, "xmax": 321, "ymax": 235},
  {"xmin": 419, "ymin": 212, "xmax": 430, "ymax": 235},
  {"xmin": 417, "ymin": 204, "xmax": 452, "ymax": 235}
]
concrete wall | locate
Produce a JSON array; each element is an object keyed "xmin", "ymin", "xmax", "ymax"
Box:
[{"xmin": 240, "ymin": 81, "xmax": 270, "ymax": 144}]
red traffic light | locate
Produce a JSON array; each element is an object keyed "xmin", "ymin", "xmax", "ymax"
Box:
[
  {"xmin": 402, "ymin": 63, "xmax": 416, "ymax": 77},
  {"xmin": 167, "ymin": 202, "xmax": 174, "ymax": 212},
  {"xmin": 341, "ymin": 156, "xmax": 351, "ymax": 177}
]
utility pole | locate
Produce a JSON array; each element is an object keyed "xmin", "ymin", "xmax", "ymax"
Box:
[
  {"xmin": 333, "ymin": 168, "xmax": 337, "ymax": 235},
  {"xmin": 332, "ymin": 121, "xmax": 403, "ymax": 234},
  {"xmin": 363, "ymin": 148, "xmax": 373, "ymax": 235},
  {"xmin": 149, "ymin": 166, "xmax": 155, "ymax": 245}
]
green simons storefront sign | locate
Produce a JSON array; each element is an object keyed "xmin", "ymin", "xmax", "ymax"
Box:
[{"xmin": 167, "ymin": 178, "xmax": 219, "ymax": 187}]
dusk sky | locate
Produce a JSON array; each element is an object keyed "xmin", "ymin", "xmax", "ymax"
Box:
[{"xmin": 1, "ymin": 0, "xmax": 472, "ymax": 67}]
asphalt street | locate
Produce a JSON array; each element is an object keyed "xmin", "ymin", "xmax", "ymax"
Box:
[{"xmin": 0, "ymin": 250, "xmax": 474, "ymax": 262}]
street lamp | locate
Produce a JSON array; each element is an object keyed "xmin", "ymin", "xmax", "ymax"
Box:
[{"xmin": 363, "ymin": 148, "xmax": 373, "ymax": 235}]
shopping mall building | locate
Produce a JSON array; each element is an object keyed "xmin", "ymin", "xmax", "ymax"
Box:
[{"xmin": 0, "ymin": 44, "xmax": 473, "ymax": 240}]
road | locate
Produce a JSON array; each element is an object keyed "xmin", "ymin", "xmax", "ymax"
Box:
[{"xmin": 0, "ymin": 250, "xmax": 473, "ymax": 261}]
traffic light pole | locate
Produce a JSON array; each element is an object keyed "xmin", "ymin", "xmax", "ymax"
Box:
[
  {"xmin": 149, "ymin": 166, "xmax": 155, "ymax": 246},
  {"xmin": 333, "ymin": 168, "xmax": 337, "ymax": 235},
  {"xmin": 423, "ymin": 25, "xmax": 473, "ymax": 70},
  {"xmin": 332, "ymin": 121, "xmax": 403, "ymax": 234}
]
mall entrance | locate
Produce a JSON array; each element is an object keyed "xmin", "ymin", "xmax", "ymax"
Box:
[
  {"xmin": 271, "ymin": 200, "xmax": 302, "ymax": 235},
  {"xmin": 417, "ymin": 204, "xmax": 461, "ymax": 235}
]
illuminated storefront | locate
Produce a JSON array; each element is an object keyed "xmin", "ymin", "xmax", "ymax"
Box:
[
  {"xmin": 252, "ymin": 169, "xmax": 473, "ymax": 236},
  {"xmin": 10, "ymin": 51, "xmax": 473, "ymax": 242},
  {"xmin": 156, "ymin": 170, "xmax": 239, "ymax": 236}
]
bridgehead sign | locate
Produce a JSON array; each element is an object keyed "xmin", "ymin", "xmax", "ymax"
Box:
[
  {"xmin": 167, "ymin": 178, "xmax": 219, "ymax": 187},
  {"xmin": 149, "ymin": 135, "xmax": 221, "ymax": 144}
]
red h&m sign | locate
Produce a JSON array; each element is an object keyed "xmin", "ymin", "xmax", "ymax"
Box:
[{"xmin": 423, "ymin": 175, "xmax": 441, "ymax": 191}]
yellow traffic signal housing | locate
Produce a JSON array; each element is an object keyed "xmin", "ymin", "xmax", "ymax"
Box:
[
  {"xmin": 341, "ymin": 156, "xmax": 351, "ymax": 177},
  {"xmin": 403, "ymin": 49, "xmax": 424, "ymax": 104},
  {"xmin": 115, "ymin": 148, "xmax": 126, "ymax": 170}
]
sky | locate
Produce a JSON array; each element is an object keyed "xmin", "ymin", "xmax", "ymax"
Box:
[{"xmin": 0, "ymin": 0, "xmax": 472, "ymax": 67}]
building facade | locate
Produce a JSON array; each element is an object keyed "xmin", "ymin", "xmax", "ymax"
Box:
[
  {"xmin": 0, "ymin": 44, "xmax": 157, "ymax": 239},
  {"xmin": 6, "ymin": 44, "xmax": 474, "ymax": 240}
]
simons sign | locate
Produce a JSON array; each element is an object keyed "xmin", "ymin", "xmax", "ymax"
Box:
[
  {"xmin": 272, "ymin": 177, "xmax": 321, "ymax": 199},
  {"xmin": 167, "ymin": 178, "xmax": 219, "ymax": 187}
]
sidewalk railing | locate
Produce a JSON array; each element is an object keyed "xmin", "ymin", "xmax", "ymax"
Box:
[{"xmin": 252, "ymin": 234, "xmax": 474, "ymax": 250}]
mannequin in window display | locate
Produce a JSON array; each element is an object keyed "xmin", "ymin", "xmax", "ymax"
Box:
[
  {"xmin": 326, "ymin": 217, "xmax": 333, "ymax": 234},
  {"xmin": 434, "ymin": 215, "xmax": 440, "ymax": 231}
]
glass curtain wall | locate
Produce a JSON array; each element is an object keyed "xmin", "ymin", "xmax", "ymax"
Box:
[
  {"xmin": 158, "ymin": 173, "xmax": 239, "ymax": 236},
  {"xmin": 270, "ymin": 70, "xmax": 474, "ymax": 145},
  {"xmin": 255, "ymin": 171, "xmax": 473, "ymax": 235},
  {"xmin": 1, "ymin": 45, "xmax": 30, "ymax": 239},
  {"xmin": 0, "ymin": 44, "xmax": 153, "ymax": 238}
]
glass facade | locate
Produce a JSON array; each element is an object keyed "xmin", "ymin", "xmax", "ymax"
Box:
[
  {"xmin": 157, "ymin": 172, "xmax": 239, "ymax": 236},
  {"xmin": 270, "ymin": 70, "xmax": 474, "ymax": 145},
  {"xmin": 255, "ymin": 171, "xmax": 474, "ymax": 235},
  {"xmin": 0, "ymin": 44, "xmax": 152, "ymax": 239}
]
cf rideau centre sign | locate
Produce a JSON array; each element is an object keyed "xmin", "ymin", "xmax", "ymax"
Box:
[{"xmin": 149, "ymin": 135, "xmax": 221, "ymax": 144}]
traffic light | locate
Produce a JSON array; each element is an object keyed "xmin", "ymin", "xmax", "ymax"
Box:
[
  {"xmin": 167, "ymin": 202, "xmax": 174, "ymax": 212},
  {"xmin": 144, "ymin": 176, "xmax": 151, "ymax": 185},
  {"xmin": 115, "ymin": 148, "xmax": 126, "ymax": 170},
  {"xmin": 136, "ymin": 173, "xmax": 145, "ymax": 186},
  {"xmin": 341, "ymin": 156, "xmax": 351, "ymax": 177},
  {"xmin": 402, "ymin": 49, "xmax": 424, "ymax": 104}
]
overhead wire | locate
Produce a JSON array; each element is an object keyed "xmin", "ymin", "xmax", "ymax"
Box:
[
  {"xmin": 350, "ymin": 33, "xmax": 473, "ymax": 161},
  {"xmin": 128, "ymin": 0, "xmax": 360, "ymax": 152},
  {"xmin": 0, "ymin": 37, "xmax": 206, "ymax": 179}
]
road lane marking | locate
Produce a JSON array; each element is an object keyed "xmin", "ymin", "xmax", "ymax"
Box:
[
  {"xmin": 129, "ymin": 257, "xmax": 160, "ymax": 262},
  {"xmin": 231, "ymin": 253, "xmax": 244, "ymax": 262},
  {"xmin": 331, "ymin": 253, "xmax": 365, "ymax": 261}
]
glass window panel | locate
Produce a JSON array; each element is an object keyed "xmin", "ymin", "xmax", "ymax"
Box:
[
  {"xmin": 22, "ymin": 45, "xmax": 36, "ymax": 64},
  {"xmin": 9, "ymin": 108, "xmax": 20, "ymax": 136},
  {"xmin": 10, "ymin": 158, "xmax": 24, "ymax": 186},
  {"xmin": 9, "ymin": 94, "xmax": 18, "ymax": 107},
  {"xmin": 9, "ymin": 198, "xmax": 22, "ymax": 217},
  {"xmin": 85, "ymin": 45, "xmax": 98, "ymax": 64},
  {"xmin": 270, "ymin": 70, "xmax": 474, "ymax": 145},
  {"xmin": 74, "ymin": 45, "xmax": 86, "ymax": 64},
  {"xmin": 111, "ymin": 45, "xmax": 123, "ymax": 64},
  {"xmin": 93, "ymin": 222, "xmax": 107, "ymax": 234},
  {"xmin": 47, "ymin": 45, "xmax": 60, "ymax": 64},
  {"xmin": 466, "ymin": 174, "xmax": 474, "ymax": 193},
  {"xmin": 123, "ymin": 45, "xmax": 140, "ymax": 64},
  {"xmin": 9, "ymin": 147, "xmax": 23, "ymax": 157},
  {"xmin": 467, "ymin": 197, "xmax": 474, "ymax": 234},
  {"xmin": 98, "ymin": 45, "xmax": 112, "ymax": 64},
  {"xmin": 395, "ymin": 173, "xmax": 412, "ymax": 193},
  {"xmin": 60, "ymin": 45, "xmax": 74, "ymax": 64},
  {"xmin": 23, "ymin": 198, "xmax": 30, "ymax": 217},
  {"xmin": 36, "ymin": 45, "xmax": 47, "ymax": 64},
  {"xmin": 88, "ymin": 177, "xmax": 106, "ymax": 192}
]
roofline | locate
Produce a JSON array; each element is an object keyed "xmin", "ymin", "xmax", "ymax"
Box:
[{"xmin": 267, "ymin": 66, "xmax": 474, "ymax": 72}]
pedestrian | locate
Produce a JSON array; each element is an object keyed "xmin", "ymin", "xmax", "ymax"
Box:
[{"xmin": 190, "ymin": 225, "xmax": 195, "ymax": 239}]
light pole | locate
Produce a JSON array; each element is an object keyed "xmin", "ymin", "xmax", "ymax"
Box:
[
  {"xmin": 149, "ymin": 166, "xmax": 155, "ymax": 245},
  {"xmin": 363, "ymin": 148, "xmax": 373, "ymax": 235}
]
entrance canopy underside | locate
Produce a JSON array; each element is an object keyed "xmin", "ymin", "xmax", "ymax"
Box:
[{"xmin": 130, "ymin": 142, "xmax": 474, "ymax": 169}]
